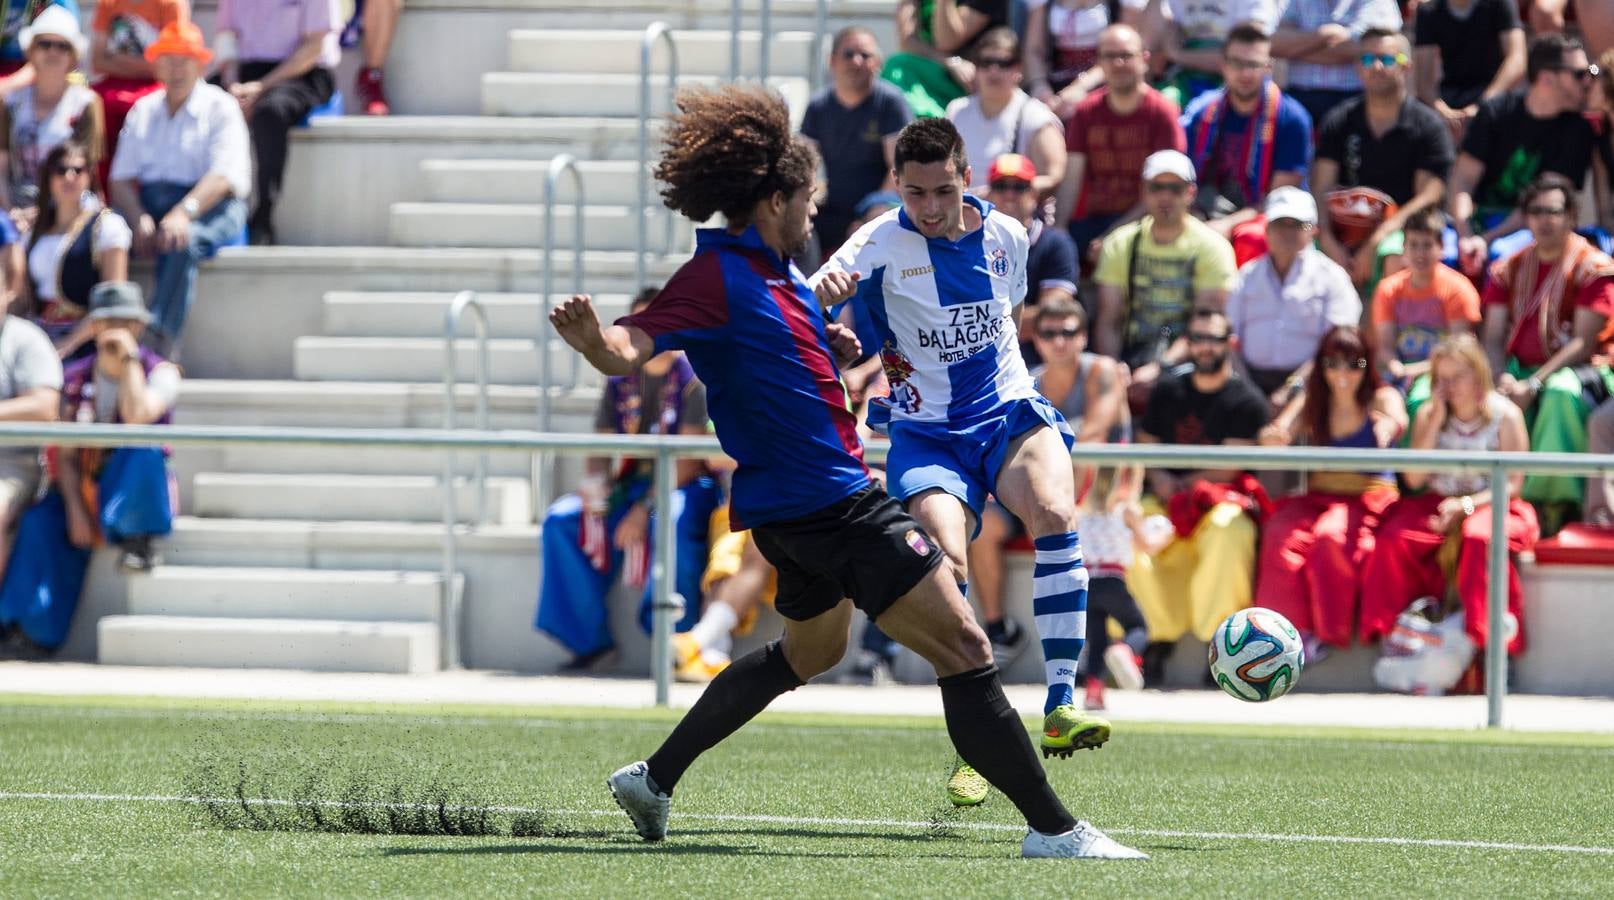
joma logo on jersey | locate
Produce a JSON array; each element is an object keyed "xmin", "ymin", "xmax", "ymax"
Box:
[{"xmin": 899, "ymin": 264, "xmax": 934, "ymax": 279}]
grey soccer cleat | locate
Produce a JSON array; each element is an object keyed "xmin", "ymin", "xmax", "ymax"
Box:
[{"xmin": 1021, "ymin": 820, "xmax": 1149, "ymax": 859}]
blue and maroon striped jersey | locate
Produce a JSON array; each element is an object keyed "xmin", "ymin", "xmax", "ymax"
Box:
[{"xmin": 618, "ymin": 226, "xmax": 870, "ymax": 529}]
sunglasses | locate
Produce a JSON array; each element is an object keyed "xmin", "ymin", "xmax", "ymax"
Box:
[
  {"xmin": 1359, "ymin": 52, "xmax": 1409, "ymax": 67},
  {"xmin": 1550, "ymin": 63, "xmax": 1600, "ymax": 82},
  {"xmin": 1525, "ymin": 205, "xmax": 1568, "ymax": 217},
  {"xmin": 1037, "ymin": 327, "xmax": 1080, "ymax": 340},
  {"xmin": 1146, "ymin": 181, "xmax": 1189, "ymax": 195},
  {"xmin": 1323, "ymin": 356, "xmax": 1368, "ymax": 370},
  {"xmin": 52, "ymin": 163, "xmax": 87, "ymax": 176},
  {"xmin": 32, "ymin": 38, "xmax": 73, "ymax": 53},
  {"xmin": 977, "ymin": 57, "xmax": 1019, "ymax": 70},
  {"xmin": 1187, "ymin": 332, "xmax": 1229, "ymax": 344},
  {"xmin": 990, "ymin": 180, "xmax": 1032, "ymax": 193}
]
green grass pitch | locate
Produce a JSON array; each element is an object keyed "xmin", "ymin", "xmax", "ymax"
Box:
[{"xmin": 1, "ymin": 693, "xmax": 1611, "ymax": 897}]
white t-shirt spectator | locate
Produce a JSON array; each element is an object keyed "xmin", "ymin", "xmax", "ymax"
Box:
[
  {"xmin": 110, "ymin": 82, "xmax": 253, "ymax": 202},
  {"xmin": 946, "ymin": 91, "xmax": 1062, "ymax": 190},
  {"xmin": 0, "ymin": 314, "xmax": 64, "ymax": 463},
  {"xmin": 27, "ymin": 212, "xmax": 133, "ymax": 302},
  {"xmin": 1227, "ymin": 247, "xmax": 1362, "ymax": 371}
]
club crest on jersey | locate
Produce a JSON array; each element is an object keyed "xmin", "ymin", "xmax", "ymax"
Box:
[
  {"xmin": 879, "ymin": 340, "xmax": 923, "ymax": 414},
  {"xmin": 904, "ymin": 529, "xmax": 932, "ymax": 556},
  {"xmin": 989, "ymin": 248, "xmax": 1009, "ymax": 277}
]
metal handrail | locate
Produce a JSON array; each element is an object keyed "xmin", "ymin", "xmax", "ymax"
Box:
[
  {"xmin": 439, "ymin": 290, "xmax": 491, "ymax": 670},
  {"xmin": 638, "ymin": 23, "xmax": 679, "ymax": 292},
  {"xmin": 537, "ymin": 156, "xmax": 586, "ymax": 511},
  {"xmin": 14, "ymin": 415, "xmax": 1610, "ymax": 721},
  {"xmin": 811, "ymin": 0, "xmax": 828, "ymax": 93}
]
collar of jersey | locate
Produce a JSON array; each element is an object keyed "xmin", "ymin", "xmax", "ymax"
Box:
[
  {"xmin": 697, "ymin": 225, "xmax": 788, "ymax": 269},
  {"xmin": 895, "ymin": 193, "xmax": 994, "ymax": 247}
]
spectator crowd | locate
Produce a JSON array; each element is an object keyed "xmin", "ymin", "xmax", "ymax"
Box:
[{"xmin": 538, "ymin": 0, "xmax": 1614, "ymax": 700}]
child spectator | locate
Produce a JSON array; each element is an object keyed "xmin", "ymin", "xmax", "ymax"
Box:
[
  {"xmin": 1360, "ymin": 334, "xmax": 1537, "ymax": 657},
  {"xmin": 0, "ymin": 7, "xmax": 101, "ymax": 221},
  {"xmin": 1370, "ymin": 207, "xmax": 1481, "ymax": 421},
  {"xmin": 22, "ymin": 141, "xmax": 130, "ymax": 361},
  {"xmin": 88, "ymin": 0, "xmax": 186, "ymax": 188},
  {"xmin": 0, "ymin": 282, "xmax": 176, "ymax": 656},
  {"xmin": 1074, "ymin": 464, "xmax": 1158, "ymax": 708},
  {"xmin": 1257, "ymin": 325, "xmax": 1405, "ymax": 660}
]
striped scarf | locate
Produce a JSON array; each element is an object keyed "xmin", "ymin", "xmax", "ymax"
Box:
[{"xmin": 1188, "ymin": 80, "xmax": 1282, "ymax": 207}]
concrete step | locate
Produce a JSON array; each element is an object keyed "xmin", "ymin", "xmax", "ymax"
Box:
[
  {"xmin": 210, "ymin": 444, "xmax": 535, "ymax": 479},
  {"xmin": 419, "ymin": 159, "xmax": 645, "ymax": 207},
  {"xmin": 388, "ymin": 202, "xmax": 693, "ymax": 252},
  {"xmin": 174, "ymin": 378, "xmax": 595, "ymax": 429},
  {"xmin": 191, "ymin": 247, "xmax": 686, "ymax": 380},
  {"xmin": 291, "ymin": 335, "xmax": 598, "ymax": 390},
  {"xmin": 97, "ymin": 615, "xmax": 441, "ymax": 673},
  {"xmin": 191, "ymin": 473, "xmax": 533, "ymax": 525},
  {"xmin": 322, "ymin": 291, "xmax": 633, "ymax": 339},
  {"xmin": 507, "ymin": 28, "xmax": 818, "ymax": 78},
  {"xmin": 127, "ymin": 566, "xmax": 453, "ymax": 622},
  {"xmin": 282, "ymin": 116, "xmax": 664, "ymax": 245},
  {"xmin": 480, "ymin": 73, "xmax": 809, "ymax": 121}
]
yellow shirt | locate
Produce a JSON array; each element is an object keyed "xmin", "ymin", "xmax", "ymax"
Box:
[{"xmin": 1094, "ymin": 215, "xmax": 1238, "ymax": 363}]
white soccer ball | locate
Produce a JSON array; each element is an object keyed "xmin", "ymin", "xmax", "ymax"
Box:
[{"xmin": 1207, "ymin": 607, "xmax": 1305, "ymax": 702}]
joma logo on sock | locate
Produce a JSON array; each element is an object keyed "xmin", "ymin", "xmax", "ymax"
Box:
[{"xmin": 1056, "ymin": 667, "xmax": 1075, "ymax": 677}]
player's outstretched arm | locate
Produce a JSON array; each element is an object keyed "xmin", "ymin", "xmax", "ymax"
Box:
[{"xmin": 550, "ymin": 294, "xmax": 654, "ymax": 377}]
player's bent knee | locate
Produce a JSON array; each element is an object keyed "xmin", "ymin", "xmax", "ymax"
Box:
[{"xmin": 781, "ymin": 630, "xmax": 848, "ymax": 679}]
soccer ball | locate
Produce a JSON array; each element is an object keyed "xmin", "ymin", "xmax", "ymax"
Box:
[{"xmin": 1208, "ymin": 607, "xmax": 1305, "ymax": 702}]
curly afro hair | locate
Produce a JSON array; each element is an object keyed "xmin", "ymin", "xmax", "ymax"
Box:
[{"xmin": 655, "ymin": 84, "xmax": 818, "ymax": 225}]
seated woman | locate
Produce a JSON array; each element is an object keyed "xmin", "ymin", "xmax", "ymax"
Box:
[
  {"xmin": 1257, "ymin": 325, "xmax": 1406, "ymax": 660},
  {"xmin": 882, "ymin": 0, "xmax": 1006, "ymax": 119},
  {"xmin": 0, "ymin": 282, "xmax": 177, "ymax": 656},
  {"xmin": 1360, "ymin": 334, "xmax": 1538, "ymax": 656},
  {"xmin": 19, "ymin": 141, "xmax": 130, "ymax": 360},
  {"xmin": 0, "ymin": 8, "xmax": 103, "ymax": 228},
  {"xmin": 534, "ymin": 289, "xmax": 722, "ymax": 670}
]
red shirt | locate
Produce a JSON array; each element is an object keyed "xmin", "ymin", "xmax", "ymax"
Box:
[
  {"xmin": 1066, "ymin": 87, "xmax": 1186, "ymax": 219},
  {"xmin": 1481, "ymin": 261, "xmax": 1614, "ymax": 366}
]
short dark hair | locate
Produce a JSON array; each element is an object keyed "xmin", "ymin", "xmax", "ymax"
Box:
[
  {"xmin": 1034, "ymin": 295, "xmax": 1086, "ymax": 332},
  {"xmin": 1518, "ymin": 171, "xmax": 1579, "ymax": 219},
  {"xmin": 1189, "ymin": 307, "xmax": 1230, "ymax": 336},
  {"xmin": 971, "ymin": 26, "xmax": 1020, "ymax": 65},
  {"xmin": 1223, "ymin": 21, "xmax": 1270, "ymax": 52},
  {"xmin": 831, "ymin": 26, "xmax": 875, "ymax": 56},
  {"xmin": 1402, "ymin": 207, "xmax": 1447, "ymax": 239},
  {"xmin": 1527, "ymin": 32, "xmax": 1585, "ymax": 84},
  {"xmin": 894, "ymin": 117, "xmax": 969, "ymax": 175},
  {"xmin": 1358, "ymin": 26, "xmax": 1402, "ymax": 48}
]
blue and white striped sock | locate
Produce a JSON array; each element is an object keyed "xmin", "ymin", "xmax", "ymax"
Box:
[{"xmin": 1032, "ymin": 532, "xmax": 1087, "ymax": 714}]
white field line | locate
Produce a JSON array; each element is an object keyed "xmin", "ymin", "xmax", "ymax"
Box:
[
  {"xmin": 1, "ymin": 790, "xmax": 1611, "ymax": 857},
  {"xmin": 4, "ymin": 704, "xmax": 1611, "ymax": 757}
]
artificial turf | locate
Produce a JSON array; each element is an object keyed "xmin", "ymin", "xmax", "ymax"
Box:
[{"xmin": 0, "ymin": 693, "xmax": 1610, "ymax": 897}]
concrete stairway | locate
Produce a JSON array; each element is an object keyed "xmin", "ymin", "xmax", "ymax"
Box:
[{"xmin": 83, "ymin": 1, "xmax": 891, "ymax": 676}]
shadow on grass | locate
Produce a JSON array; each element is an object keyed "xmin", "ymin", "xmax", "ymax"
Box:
[{"xmin": 380, "ymin": 840, "xmax": 981, "ymax": 861}]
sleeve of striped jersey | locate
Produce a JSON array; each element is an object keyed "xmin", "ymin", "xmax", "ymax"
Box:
[
  {"xmin": 616, "ymin": 252, "xmax": 730, "ymax": 350},
  {"xmin": 810, "ymin": 218, "xmax": 887, "ymax": 288},
  {"xmin": 1009, "ymin": 221, "xmax": 1030, "ymax": 306}
]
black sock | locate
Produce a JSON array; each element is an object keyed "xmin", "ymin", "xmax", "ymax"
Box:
[
  {"xmin": 645, "ymin": 640, "xmax": 804, "ymax": 795},
  {"xmin": 938, "ymin": 665, "xmax": 1076, "ymax": 835}
]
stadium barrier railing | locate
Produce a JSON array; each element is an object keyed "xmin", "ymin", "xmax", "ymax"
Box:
[{"xmin": 5, "ymin": 421, "xmax": 1610, "ymax": 727}]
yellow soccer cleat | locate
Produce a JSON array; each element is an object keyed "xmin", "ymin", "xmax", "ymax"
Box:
[
  {"xmin": 1040, "ymin": 705, "xmax": 1111, "ymax": 759},
  {"xmin": 946, "ymin": 758, "xmax": 990, "ymax": 807}
]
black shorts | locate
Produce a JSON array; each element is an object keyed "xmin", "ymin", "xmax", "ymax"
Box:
[{"xmin": 750, "ymin": 484, "xmax": 943, "ymax": 623}]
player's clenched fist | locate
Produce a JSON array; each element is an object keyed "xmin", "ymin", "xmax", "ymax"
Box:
[
  {"xmin": 550, "ymin": 294, "xmax": 605, "ymax": 352},
  {"xmin": 824, "ymin": 322, "xmax": 863, "ymax": 370},
  {"xmin": 813, "ymin": 270, "xmax": 860, "ymax": 306}
]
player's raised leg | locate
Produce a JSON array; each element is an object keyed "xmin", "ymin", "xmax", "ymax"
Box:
[
  {"xmin": 994, "ymin": 422, "xmax": 1111, "ymax": 758},
  {"xmin": 876, "ymin": 562, "xmax": 1145, "ymax": 858},
  {"xmin": 610, "ymin": 599, "xmax": 853, "ymax": 840}
]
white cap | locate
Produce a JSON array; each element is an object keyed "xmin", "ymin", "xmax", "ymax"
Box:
[
  {"xmin": 1264, "ymin": 185, "xmax": 1318, "ymax": 225},
  {"xmin": 1140, "ymin": 149, "xmax": 1195, "ymax": 183}
]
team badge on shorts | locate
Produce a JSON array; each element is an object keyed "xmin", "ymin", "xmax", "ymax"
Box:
[
  {"xmin": 904, "ymin": 529, "xmax": 932, "ymax": 556},
  {"xmin": 989, "ymin": 248, "xmax": 1009, "ymax": 277}
]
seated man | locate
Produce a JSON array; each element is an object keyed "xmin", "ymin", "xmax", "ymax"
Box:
[
  {"xmin": 1370, "ymin": 207, "xmax": 1481, "ymax": 421},
  {"xmin": 1411, "ymin": 0, "xmax": 1526, "ymax": 141},
  {"xmin": 1480, "ymin": 173, "xmax": 1614, "ymax": 527},
  {"xmin": 967, "ymin": 297, "xmax": 1126, "ymax": 666},
  {"xmin": 0, "ymin": 282, "xmax": 175, "ymax": 656},
  {"xmin": 1158, "ymin": 0, "xmax": 1282, "ymax": 107},
  {"xmin": 1092, "ymin": 150, "xmax": 1238, "ymax": 408},
  {"xmin": 1181, "ymin": 23, "xmax": 1312, "ymax": 252},
  {"xmin": 1273, "ymin": 0, "xmax": 1403, "ymax": 125},
  {"xmin": 535, "ymin": 290, "xmax": 721, "ymax": 670},
  {"xmin": 89, "ymin": 0, "xmax": 186, "ymax": 186},
  {"xmin": 1226, "ymin": 187, "xmax": 1362, "ymax": 409},
  {"xmin": 1313, "ymin": 27, "xmax": 1453, "ymax": 289},
  {"xmin": 215, "ymin": 0, "xmax": 341, "ymax": 244},
  {"xmin": 109, "ymin": 22, "xmax": 251, "ymax": 355},
  {"xmin": 1131, "ymin": 308, "xmax": 1269, "ymax": 682}
]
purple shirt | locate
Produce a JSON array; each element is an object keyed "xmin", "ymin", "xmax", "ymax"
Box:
[{"xmin": 217, "ymin": 0, "xmax": 342, "ymax": 69}]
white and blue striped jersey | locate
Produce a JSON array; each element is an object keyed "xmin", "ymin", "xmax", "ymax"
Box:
[{"xmin": 812, "ymin": 194, "xmax": 1038, "ymax": 428}]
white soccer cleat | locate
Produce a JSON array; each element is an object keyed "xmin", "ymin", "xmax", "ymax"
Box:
[
  {"xmin": 1022, "ymin": 821, "xmax": 1149, "ymax": 859},
  {"xmin": 607, "ymin": 761, "xmax": 670, "ymax": 842}
]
